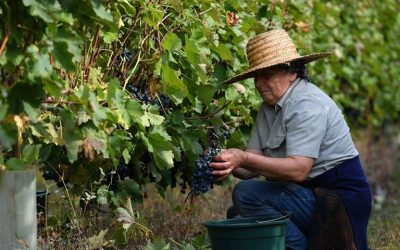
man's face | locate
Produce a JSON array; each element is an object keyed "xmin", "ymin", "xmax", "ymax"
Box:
[{"xmin": 254, "ymin": 66, "xmax": 296, "ymax": 105}]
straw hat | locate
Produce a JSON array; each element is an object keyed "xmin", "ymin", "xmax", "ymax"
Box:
[{"xmin": 223, "ymin": 29, "xmax": 331, "ymax": 84}]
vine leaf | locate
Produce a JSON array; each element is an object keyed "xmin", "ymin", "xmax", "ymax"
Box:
[
  {"xmin": 22, "ymin": 0, "xmax": 73, "ymax": 24},
  {"xmin": 141, "ymin": 130, "xmax": 174, "ymax": 170},
  {"xmin": 161, "ymin": 64, "xmax": 187, "ymax": 105},
  {"xmin": 22, "ymin": 144, "xmax": 42, "ymax": 165},
  {"xmin": 184, "ymin": 38, "xmax": 208, "ymax": 83},
  {"xmin": 90, "ymin": 0, "xmax": 114, "ymax": 23},
  {"xmin": 5, "ymin": 158, "xmax": 25, "ymax": 170},
  {"xmin": 61, "ymin": 110, "xmax": 82, "ymax": 163},
  {"xmin": 214, "ymin": 44, "xmax": 233, "ymax": 61},
  {"xmin": 0, "ymin": 123, "xmax": 17, "ymax": 151},
  {"xmin": 53, "ymin": 28, "xmax": 82, "ymax": 72},
  {"xmin": 126, "ymin": 100, "xmax": 164, "ymax": 127},
  {"xmin": 162, "ymin": 32, "xmax": 182, "ymax": 52}
]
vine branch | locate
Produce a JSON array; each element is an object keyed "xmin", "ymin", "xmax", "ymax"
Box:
[
  {"xmin": 102, "ymin": 10, "xmax": 142, "ymax": 81},
  {"xmin": 0, "ymin": 8, "xmax": 12, "ymax": 57}
]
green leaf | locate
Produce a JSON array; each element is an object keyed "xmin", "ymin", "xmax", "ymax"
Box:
[
  {"xmin": 44, "ymin": 73, "xmax": 67, "ymax": 98},
  {"xmin": 100, "ymin": 30, "xmax": 119, "ymax": 44},
  {"xmin": 119, "ymin": 0, "xmax": 136, "ymax": 16},
  {"xmin": 22, "ymin": 101, "xmax": 40, "ymax": 123},
  {"xmin": 23, "ymin": 0, "xmax": 62, "ymax": 23},
  {"xmin": 197, "ymin": 84, "xmax": 217, "ymax": 105},
  {"xmin": 88, "ymin": 229, "xmax": 108, "ymax": 250},
  {"xmin": 117, "ymin": 179, "xmax": 143, "ymax": 206},
  {"xmin": 90, "ymin": 0, "xmax": 114, "ymax": 23},
  {"xmin": 184, "ymin": 37, "xmax": 208, "ymax": 83},
  {"xmin": 193, "ymin": 97, "xmax": 203, "ymax": 113},
  {"xmin": 142, "ymin": 128, "xmax": 174, "ymax": 170},
  {"xmin": 122, "ymin": 149, "xmax": 131, "ymax": 164},
  {"xmin": 52, "ymin": 28, "xmax": 82, "ymax": 72},
  {"xmin": 214, "ymin": 44, "xmax": 233, "ymax": 61},
  {"xmin": 153, "ymin": 150, "xmax": 174, "ymax": 170},
  {"xmin": 22, "ymin": 144, "xmax": 42, "ymax": 165},
  {"xmin": 5, "ymin": 158, "xmax": 26, "ymax": 170},
  {"xmin": 126, "ymin": 100, "xmax": 148, "ymax": 127},
  {"xmin": 106, "ymin": 78, "xmax": 124, "ymax": 109},
  {"xmin": 145, "ymin": 237, "xmax": 170, "ymax": 250},
  {"xmin": 147, "ymin": 112, "xmax": 164, "ymax": 126},
  {"xmin": 96, "ymin": 185, "xmax": 109, "ymax": 205},
  {"xmin": 88, "ymin": 92, "xmax": 108, "ymax": 126},
  {"xmin": 143, "ymin": 6, "xmax": 164, "ymax": 28},
  {"xmin": 7, "ymin": 83, "xmax": 45, "ymax": 118},
  {"xmin": 29, "ymin": 122, "xmax": 60, "ymax": 145},
  {"xmin": 0, "ymin": 103, "xmax": 8, "ymax": 120},
  {"xmin": 28, "ymin": 53, "xmax": 52, "ymax": 80},
  {"xmin": 162, "ymin": 32, "xmax": 182, "ymax": 52},
  {"xmin": 126, "ymin": 100, "xmax": 164, "ymax": 127},
  {"xmin": 61, "ymin": 110, "xmax": 82, "ymax": 163},
  {"xmin": 161, "ymin": 64, "xmax": 188, "ymax": 105},
  {"xmin": 0, "ymin": 123, "xmax": 17, "ymax": 150},
  {"xmin": 5, "ymin": 46, "xmax": 25, "ymax": 66}
]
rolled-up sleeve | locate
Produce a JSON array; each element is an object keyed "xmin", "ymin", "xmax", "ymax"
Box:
[{"xmin": 284, "ymin": 98, "xmax": 328, "ymax": 158}]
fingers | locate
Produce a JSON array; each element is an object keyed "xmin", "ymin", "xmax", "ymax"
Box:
[
  {"xmin": 214, "ymin": 148, "xmax": 233, "ymax": 160},
  {"xmin": 211, "ymin": 162, "xmax": 233, "ymax": 175},
  {"xmin": 210, "ymin": 148, "xmax": 243, "ymax": 177},
  {"xmin": 213, "ymin": 153, "xmax": 224, "ymax": 162},
  {"xmin": 211, "ymin": 161, "xmax": 229, "ymax": 169},
  {"xmin": 213, "ymin": 168, "xmax": 232, "ymax": 176}
]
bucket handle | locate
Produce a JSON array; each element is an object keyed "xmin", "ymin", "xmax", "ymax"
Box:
[{"xmin": 255, "ymin": 212, "xmax": 291, "ymax": 224}]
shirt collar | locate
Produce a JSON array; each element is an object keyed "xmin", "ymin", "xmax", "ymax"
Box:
[{"xmin": 275, "ymin": 77, "xmax": 302, "ymax": 112}]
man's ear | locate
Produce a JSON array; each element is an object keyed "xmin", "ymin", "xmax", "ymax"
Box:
[{"xmin": 289, "ymin": 72, "xmax": 297, "ymax": 82}]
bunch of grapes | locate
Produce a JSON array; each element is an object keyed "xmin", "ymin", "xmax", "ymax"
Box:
[
  {"xmin": 154, "ymin": 95, "xmax": 170, "ymax": 108},
  {"xmin": 220, "ymin": 127, "xmax": 232, "ymax": 140},
  {"xmin": 121, "ymin": 48, "xmax": 132, "ymax": 62},
  {"xmin": 126, "ymin": 84, "xmax": 171, "ymax": 115},
  {"xmin": 105, "ymin": 152, "xmax": 155, "ymax": 191},
  {"xmin": 191, "ymin": 141, "xmax": 222, "ymax": 195},
  {"xmin": 105, "ymin": 159, "xmax": 134, "ymax": 190},
  {"xmin": 170, "ymin": 162, "xmax": 190, "ymax": 194},
  {"xmin": 127, "ymin": 85, "xmax": 152, "ymax": 104},
  {"xmin": 42, "ymin": 167, "xmax": 63, "ymax": 187}
]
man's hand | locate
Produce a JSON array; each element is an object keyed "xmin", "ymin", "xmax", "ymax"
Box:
[{"xmin": 211, "ymin": 148, "xmax": 248, "ymax": 177}]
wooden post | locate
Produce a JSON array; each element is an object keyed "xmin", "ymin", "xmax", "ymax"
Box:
[{"xmin": 0, "ymin": 169, "xmax": 37, "ymax": 250}]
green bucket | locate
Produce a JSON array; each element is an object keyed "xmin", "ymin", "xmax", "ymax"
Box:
[{"xmin": 204, "ymin": 213, "xmax": 290, "ymax": 250}]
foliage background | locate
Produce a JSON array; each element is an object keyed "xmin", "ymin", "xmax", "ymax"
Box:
[{"xmin": 0, "ymin": 0, "xmax": 399, "ymax": 248}]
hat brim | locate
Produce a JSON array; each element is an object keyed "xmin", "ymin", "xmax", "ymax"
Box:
[{"xmin": 222, "ymin": 52, "xmax": 331, "ymax": 84}]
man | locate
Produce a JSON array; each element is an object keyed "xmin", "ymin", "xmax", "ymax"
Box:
[{"xmin": 212, "ymin": 29, "xmax": 372, "ymax": 250}]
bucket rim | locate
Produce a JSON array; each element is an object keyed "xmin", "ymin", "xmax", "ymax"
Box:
[{"xmin": 204, "ymin": 213, "xmax": 290, "ymax": 229}]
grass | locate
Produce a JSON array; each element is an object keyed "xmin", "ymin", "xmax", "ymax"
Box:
[
  {"xmin": 36, "ymin": 180, "xmax": 400, "ymax": 249},
  {"xmin": 368, "ymin": 194, "xmax": 400, "ymax": 249},
  {"xmin": 137, "ymin": 183, "xmax": 233, "ymax": 243},
  {"xmin": 140, "ymin": 183, "xmax": 400, "ymax": 250}
]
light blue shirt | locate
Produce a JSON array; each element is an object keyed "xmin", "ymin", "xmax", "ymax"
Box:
[{"xmin": 247, "ymin": 78, "xmax": 358, "ymax": 179}]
